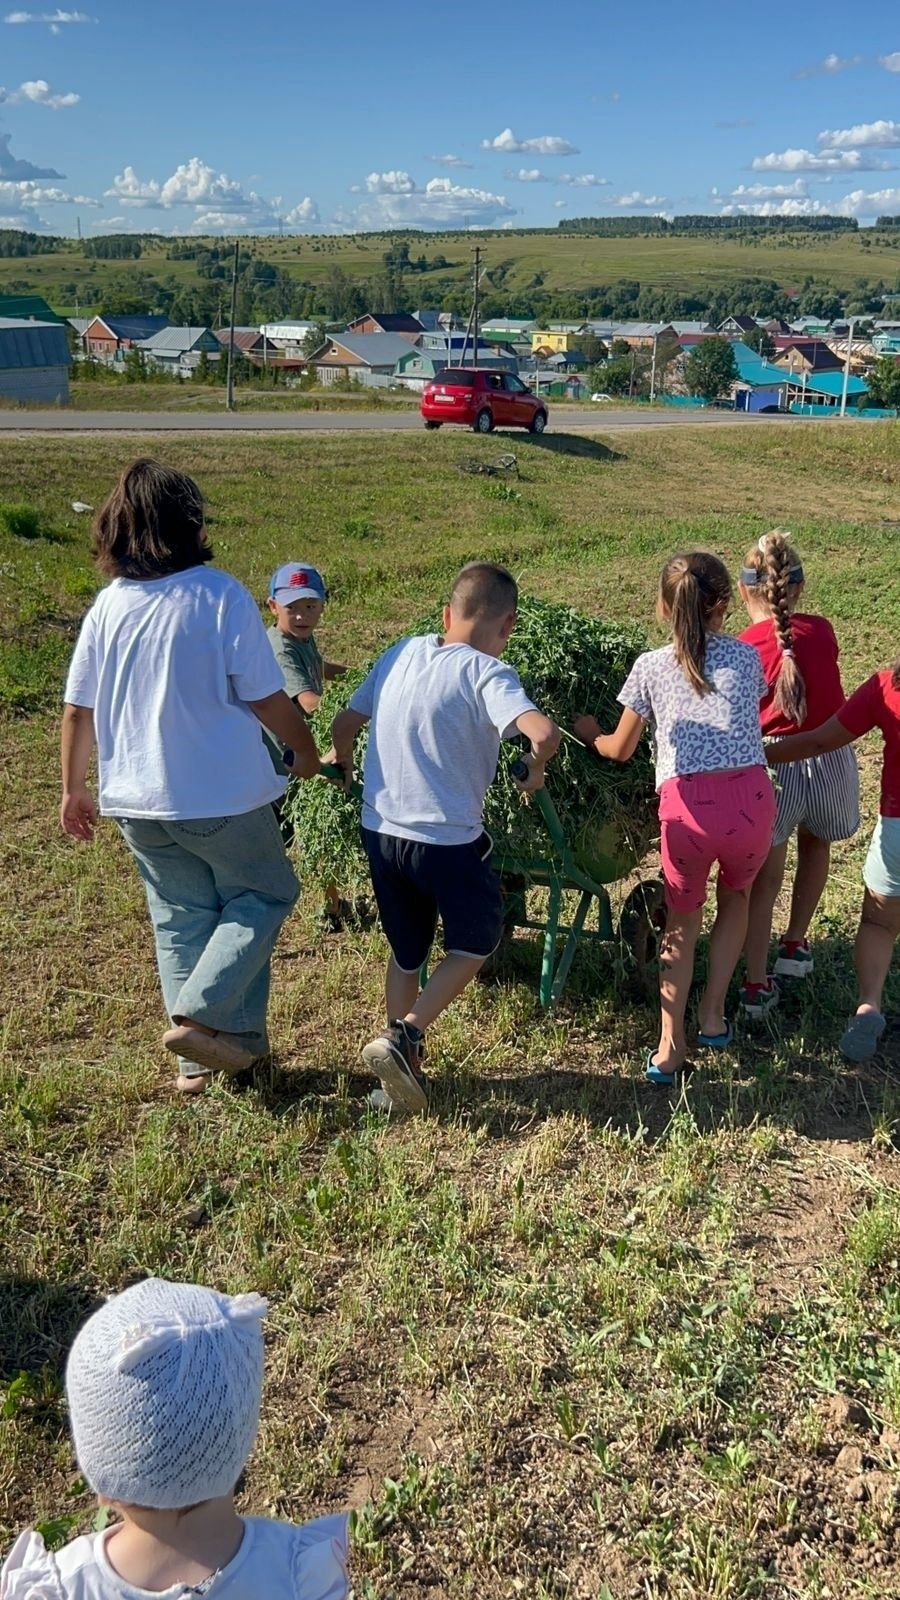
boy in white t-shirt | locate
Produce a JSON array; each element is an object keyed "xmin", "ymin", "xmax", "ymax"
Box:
[{"xmin": 331, "ymin": 562, "xmax": 560, "ymax": 1113}]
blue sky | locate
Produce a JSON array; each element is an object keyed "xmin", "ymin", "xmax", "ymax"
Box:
[{"xmin": 2, "ymin": 0, "xmax": 900, "ymax": 235}]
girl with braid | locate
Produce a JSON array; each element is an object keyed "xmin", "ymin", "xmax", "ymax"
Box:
[{"xmin": 737, "ymin": 531, "xmax": 859, "ymax": 1017}]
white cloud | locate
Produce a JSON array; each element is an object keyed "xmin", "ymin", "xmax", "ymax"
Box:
[
  {"xmin": 4, "ymin": 7, "xmax": 95, "ymax": 22},
  {"xmin": 0, "ymin": 76, "xmax": 79, "ymax": 108},
  {"xmin": 506, "ymin": 167, "xmax": 549, "ymax": 182},
  {"xmin": 481, "ymin": 127, "xmax": 579, "ymax": 156},
  {"xmin": 818, "ymin": 119, "xmax": 900, "ymax": 148},
  {"xmin": 347, "ymin": 175, "xmax": 515, "ymax": 229},
  {"xmin": 0, "ymin": 176, "xmax": 97, "ymax": 206},
  {"xmin": 718, "ymin": 198, "xmax": 829, "ymax": 217},
  {"xmin": 554, "ymin": 199, "xmax": 567, "ymax": 208},
  {"xmin": 0, "ymin": 132, "xmax": 63, "ymax": 178},
  {"xmin": 284, "ymin": 196, "xmax": 319, "ymax": 224},
  {"xmin": 430, "ymin": 153, "xmax": 473, "ymax": 169},
  {"xmin": 833, "ymin": 186, "xmax": 900, "ymax": 218},
  {"xmin": 612, "ymin": 190, "xmax": 668, "ymax": 208},
  {"xmin": 93, "ymin": 214, "xmax": 125, "ymax": 227},
  {"xmin": 752, "ymin": 146, "xmax": 893, "ymax": 171},
  {"xmin": 558, "ymin": 172, "xmax": 610, "ymax": 187},
  {"xmin": 0, "ymin": 208, "xmax": 47, "ymax": 226},
  {"xmin": 364, "ymin": 170, "xmax": 415, "ymax": 193},
  {"xmin": 795, "ymin": 52, "xmax": 863, "ymax": 79},
  {"xmin": 728, "ymin": 180, "xmax": 809, "ymax": 199},
  {"xmin": 104, "ymin": 155, "xmax": 317, "ymax": 231},
  {"xmin": 879, "ymin": 53, "xmax": 900, "ymax": 72}
]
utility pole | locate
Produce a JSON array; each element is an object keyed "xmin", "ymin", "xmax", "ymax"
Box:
[
  {"xmin": 225, "ymin": 239, "xmax": 239, "ymax": 413},
  {"xmin": 840, "ymin": 316, "xmax": 855, "ymax": 418},
  {"xmin": 649, "ymin": 331, "xmax": 658, "ymax": 401},
  {"xmin": 472, "ymin": 244, "xmax": 482, "ymax": 368}
]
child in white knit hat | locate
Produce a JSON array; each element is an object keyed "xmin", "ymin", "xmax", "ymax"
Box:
[{"xmin": 1, "ymin": 1278, "xmax": 349, "ymax": 1599}]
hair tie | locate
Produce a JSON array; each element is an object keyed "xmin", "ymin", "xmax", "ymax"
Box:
[
  {"xmin": 758, "ymin": 535, "xmax": 770, "ymax": 554},
  {"xmin": 782, "ymin": 648, "xmax": 794, "ymax": 659}
]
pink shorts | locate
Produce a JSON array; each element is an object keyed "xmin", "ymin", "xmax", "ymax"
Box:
[{"xmin": 658, "ymin": 765, "xmax": 776, "ymax": 913}]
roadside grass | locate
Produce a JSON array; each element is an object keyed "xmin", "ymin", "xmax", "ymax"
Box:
[
  {"xmin": 0, "ymin": 381, "xmax": 420, "ymax": 414},
  {"xmin": 2, "ymin": 424, "xmax": 900, "ymax": 1597}
]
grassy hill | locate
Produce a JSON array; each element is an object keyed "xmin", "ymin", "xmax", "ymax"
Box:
[{"xmin": 3, "ymin": 226, "xmax": 900, "ymax": 318}]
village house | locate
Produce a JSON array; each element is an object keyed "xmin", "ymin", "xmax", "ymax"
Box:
[
  {"xmin": 770, "ymin": 339, "xmax": 842, "ymax": 375},
  {"xmin": 137, "ymin": 326, "xmax": 222, "ymax": 377},
  {"xmin": 347, "ymin": 311, "xmax": 424, "ymax": 340},
  {"xmin": 393, "ymin": 341, "xmax": 516, "ymax": 390},
  {"xmin": 309, "ymin": 330, "xmax": 414, "ymax": 385},
  {"xmin": 83, "ymin": 314, "xmax": 169, "ymax": 364},
  {"xmin": 259, "ymin": 321, "xmax": 316, "ymax": 357},
  {"xmin": 0, "ymin": 317, "xmax": 70, "ymax": 404}
]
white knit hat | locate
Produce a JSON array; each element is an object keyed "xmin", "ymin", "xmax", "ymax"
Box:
[{"xmin": 65, "ymin": 1278, "xmax": 267, "ymax": 1510}]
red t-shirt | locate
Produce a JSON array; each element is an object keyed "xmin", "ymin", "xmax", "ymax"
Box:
[
  {"xmin": 838, "ymin": 670, "xmax": 900, "ymax": 818},
  {"xmin": 739, "ymin": 612, "xmax": 845, "ymax": 736}
]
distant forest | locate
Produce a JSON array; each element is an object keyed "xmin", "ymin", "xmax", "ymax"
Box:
[{"xmin": 561, "ymin": 215, "xmax": 862, "ymax": 235}]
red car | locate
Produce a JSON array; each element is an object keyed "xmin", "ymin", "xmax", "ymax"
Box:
[{"xmin": 421, "ymin": 367, "xmax": 548, "ymax": 433}]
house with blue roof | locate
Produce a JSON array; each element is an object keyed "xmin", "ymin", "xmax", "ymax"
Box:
[
  {"xmin": 726, "ymin": 342, "xmax": 867, "ymax": 411},
  {"xmin": 0, "ymin": 317, "xmax": 70, "ymax": 404}
]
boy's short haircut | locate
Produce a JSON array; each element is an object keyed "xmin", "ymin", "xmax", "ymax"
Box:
[
  {"xmin": 449, "ymin": 561, "xmax": 518, "ymax": 622},
  {"xmin": 92, "ymin": 458, "xmax": 212, "ymax": 580}
]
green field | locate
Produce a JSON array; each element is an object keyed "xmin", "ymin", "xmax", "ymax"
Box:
[
  {"xmin": 4, "ymin": 226, "xmax": 900, "ymax": 317},
  {"xmin": 2, "ymin": 424, "xmax": 900, "ymax": 1597}
]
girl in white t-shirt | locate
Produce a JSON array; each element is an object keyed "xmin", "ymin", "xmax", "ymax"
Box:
[
  {"xmin": 0, "ymin": 1277, "xmax": 349, "ymax": 1600},
  {"xmin": 575, "ymin": 550, "xmax": 775, "ymax": 1085},
  {"xmin": 60, "ymin": 460, "xmax": 322, "ymax": 1093}
]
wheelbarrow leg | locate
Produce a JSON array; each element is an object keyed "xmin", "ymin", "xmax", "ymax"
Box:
[
  {"xmin": 540, "ymin": 880, "xmax": 562, "ymax": 1008},
  {"xmin": 549, "ymin": 889, "xmax": 592, "ymax": 1007}
]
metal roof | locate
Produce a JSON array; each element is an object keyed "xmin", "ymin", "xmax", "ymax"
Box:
[
  {"xmin": 668, "ymin": 321, "xmax": 712, "ymax": 334},
  {"xmin": 0, "ymin": 317, "xmax": 70, "ymax": 369},
  {"xmin": 350, "ymin": 312, "xmax": 424, "ymax": 333},
  {"xmin": 91, "ymin": 315, "xmax": 170, "ymax": 341},
  {"xmin": 729, "ymin": 341, "xmax": 867, "ymax": 397},
  {"xmin": 0, "ymin": 293, "xmax": 63, "ymax": 324},
  {"xmin": 315, "ymin": 331, "xmax": 416, "ymax": 365},
  {"xmin": 138, "ymin": 326, "xmax": 217, "ymax": 353}
]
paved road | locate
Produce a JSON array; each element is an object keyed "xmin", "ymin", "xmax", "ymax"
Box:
[{"xmin": 0, "ymin": 406, "xmax": 795, "ymax": 434}]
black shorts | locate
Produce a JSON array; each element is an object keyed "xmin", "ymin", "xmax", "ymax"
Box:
[{"xmin": 361, "ymin": 827, "xmax": 503, "ymax": 972}]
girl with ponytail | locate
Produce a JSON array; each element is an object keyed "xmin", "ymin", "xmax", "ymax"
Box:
[
  {"xmin": 738, "ymin": 531, "xmax": 859, "ymax": 1017},
  {"xmin": 574, "ymin": 550, "xmax": 776, "ymax": 1085}
]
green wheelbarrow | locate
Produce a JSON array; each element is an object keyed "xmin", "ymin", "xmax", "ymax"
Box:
[
  {"xmin": 491, "ymin": 756, "xmax": 666, "ymax": 1008},
  {"xmin": 317, "ymin": 757, "xmax": 666, "ymax": 1011}
]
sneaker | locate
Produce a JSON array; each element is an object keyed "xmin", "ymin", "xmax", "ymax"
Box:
[
  {"xmin": 361, "ymin": 1021, "xmax": 430, "ymax": 1114},
  {"xmin": 739, "ymin": 978, "xmax": 780, "ymax": 1019},
  {"xmin": 774, "ymin": 938, "xmax": 814, "ymax": 979}
]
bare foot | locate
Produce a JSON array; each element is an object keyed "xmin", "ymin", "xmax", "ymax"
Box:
[{"xmin": 650, "ymin": 1042, "xmax": 687, "ymax": 1074}]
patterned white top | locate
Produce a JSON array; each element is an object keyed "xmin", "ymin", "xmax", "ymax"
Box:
[{"xmin": 618, "ymin": 633, "xmax": 768, "ymax": 790}]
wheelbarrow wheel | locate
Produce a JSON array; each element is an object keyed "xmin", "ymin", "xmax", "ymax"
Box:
[{"xmin": 619, "ymin": 878, "xmax": 667, "ymax": 994}]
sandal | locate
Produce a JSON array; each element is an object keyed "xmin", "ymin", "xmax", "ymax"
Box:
[
  {"xmin": 163, "ymin": 1025, "xmax": 258, "ymax": 1076},
  {"xmin": 839, "ymin": 1010, "xmax": 886, "ymax": 1063},
  {"xmin": 645, "ymin": 1049, "xmax": 684, "ymax": 1087},
  {"xmin": 697, "ymin": 1023, "xmax": 734, "ymax": 1050}
]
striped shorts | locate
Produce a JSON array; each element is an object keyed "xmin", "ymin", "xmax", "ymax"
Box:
[{"xmin": 769, "ymin": 742, "xmax": 860, "ymax": 848}]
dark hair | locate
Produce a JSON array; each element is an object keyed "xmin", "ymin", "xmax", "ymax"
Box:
[
  {"xmin": 449, "ymin": 560, "xmax": 518, "ymax": 621},
  {"xmin": 742, "ymin": 530, "xmax": 807, "ymax": 725},
  {"xmin": 659, "ymin": 550, "xmax": 732, "ymax": 696},
  {"xmin": 92, "ymin": 459, "xmax": 212, "ymax": 580}
]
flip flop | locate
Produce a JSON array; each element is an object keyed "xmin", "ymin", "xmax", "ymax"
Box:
[
  {"xmin": 697, "ymin": 1023, "xmax": 734, "ymax": 1050},
  {"xmin": 645, "ymin": 1049, "xmax": 682, "ymax": 1087},
  {"xmin": 163, "ymin": 1025, "xmax": 258, "ymax": 1076},
  {"xmin": 839, "ymin": 1011, "xmax": 886, "ymax": 1063}
]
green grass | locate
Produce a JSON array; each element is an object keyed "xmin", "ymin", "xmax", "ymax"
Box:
[
  {"xmin": 4, "ymin": 225, "xmax": 900, "ymax": 315},
  {"xmin": 2, "ymin": 424, "xmax": 900, "ymax": 1596}
]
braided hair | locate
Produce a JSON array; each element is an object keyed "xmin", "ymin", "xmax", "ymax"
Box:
[
  {"xmin": 659, "ymin": 550, "xmax": 732, "ymax": 696},
  {"xmin": 742, "ymin": 529, "xmax": 807, "ymax": 725}
]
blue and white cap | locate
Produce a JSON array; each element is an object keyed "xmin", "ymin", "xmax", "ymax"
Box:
[{"xmin": 269, "ymin": 563, "xmax": 328, "ymax": 605}]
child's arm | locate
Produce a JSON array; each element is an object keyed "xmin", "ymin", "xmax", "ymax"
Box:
[
  {"xmin": 513, "ymin": 709, "xmax": 561, "ymax": 793},
  {"xmin": 60, "ymin": 702, "xmax": 98, "ymax": 840},
  {"xmin": 765, "ymin": 714, "xmax": 855, "ymax": 766},
  {"xmin": 327, "ymin": 707, "xmax": 369, "ymax": 790},
  {"xmin": 573, "ymin": 708, "xmax": 646, "ymax": 764},
  {"xmin": 246, "ymin": 690, "xmax": 321, "ymax": 777}
]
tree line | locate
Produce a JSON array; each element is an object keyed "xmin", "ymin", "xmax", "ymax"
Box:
[{"xmin": 562, "ymin": 215, "xmax": 860, "ymax": 235}]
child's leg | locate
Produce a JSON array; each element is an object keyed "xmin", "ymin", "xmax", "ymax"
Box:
[
  {"xmin": 852, "ymin": 889, "xmax": 900, "ymax": 1015},
  {"xmin": 784, "ymin": 828, "xmax": 831, "ymax": 944},
  {"xmin": 699, "ymin": 882, "xmax": 752, "ymax": 1037},
  {"xmin": 406, "ymin": 953, "xmax": 486, "ymax": 1033},
  {"xmin": 656, "ymin": 906, "xmax": 704, "ymax": 1072},
  {"xmin": 386, "ymin": 955, "xmax": 420, "ymax": 1023},
  {"xmin": 744, "ymin": 839, "xmax": 789, "ymax": 985}
]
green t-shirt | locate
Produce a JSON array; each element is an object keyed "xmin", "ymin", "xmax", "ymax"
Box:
[{"xmin": 264, "ymin": 625, "xmax": 324, "ymax": 774}]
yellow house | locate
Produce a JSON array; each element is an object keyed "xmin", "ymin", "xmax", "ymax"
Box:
[{"xmin": 530, "ymin": 329, "xmax": 581, "ymax": 353}]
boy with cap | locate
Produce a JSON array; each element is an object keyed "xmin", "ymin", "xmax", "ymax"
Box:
[
  {"xmin": 1, "ymin": 1277, "xmax": 349, "ymax": 1598},
  {"xmin": 331, "ymin": 561, "xmax": 560, "ymax": 1114}
]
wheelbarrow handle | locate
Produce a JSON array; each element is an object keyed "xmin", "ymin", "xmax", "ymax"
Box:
[{"xmin": 318, "ymin": 760, "xmax": 364, "ymax": 799}]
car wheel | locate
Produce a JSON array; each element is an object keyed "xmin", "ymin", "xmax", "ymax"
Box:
[
  {"xmin": 473, "ymin": 409, "xmax": 494, "ymax": 433},
  {"xmin": 423, "ymin": 420, "xmax": 441, "ymax": 430},
  {"xmin": 529, "ymin": 410, "xmax": 547, "ymax": 434}
]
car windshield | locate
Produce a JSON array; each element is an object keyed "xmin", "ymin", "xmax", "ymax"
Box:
[{"xmin": 436, "ymin": 369, "xmax": 477, "ymax": 386}]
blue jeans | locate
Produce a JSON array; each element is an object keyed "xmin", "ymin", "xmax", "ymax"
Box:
[{"xmin": 116, "ymin": 805, "xmax": 299, "ymax": 1069}]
